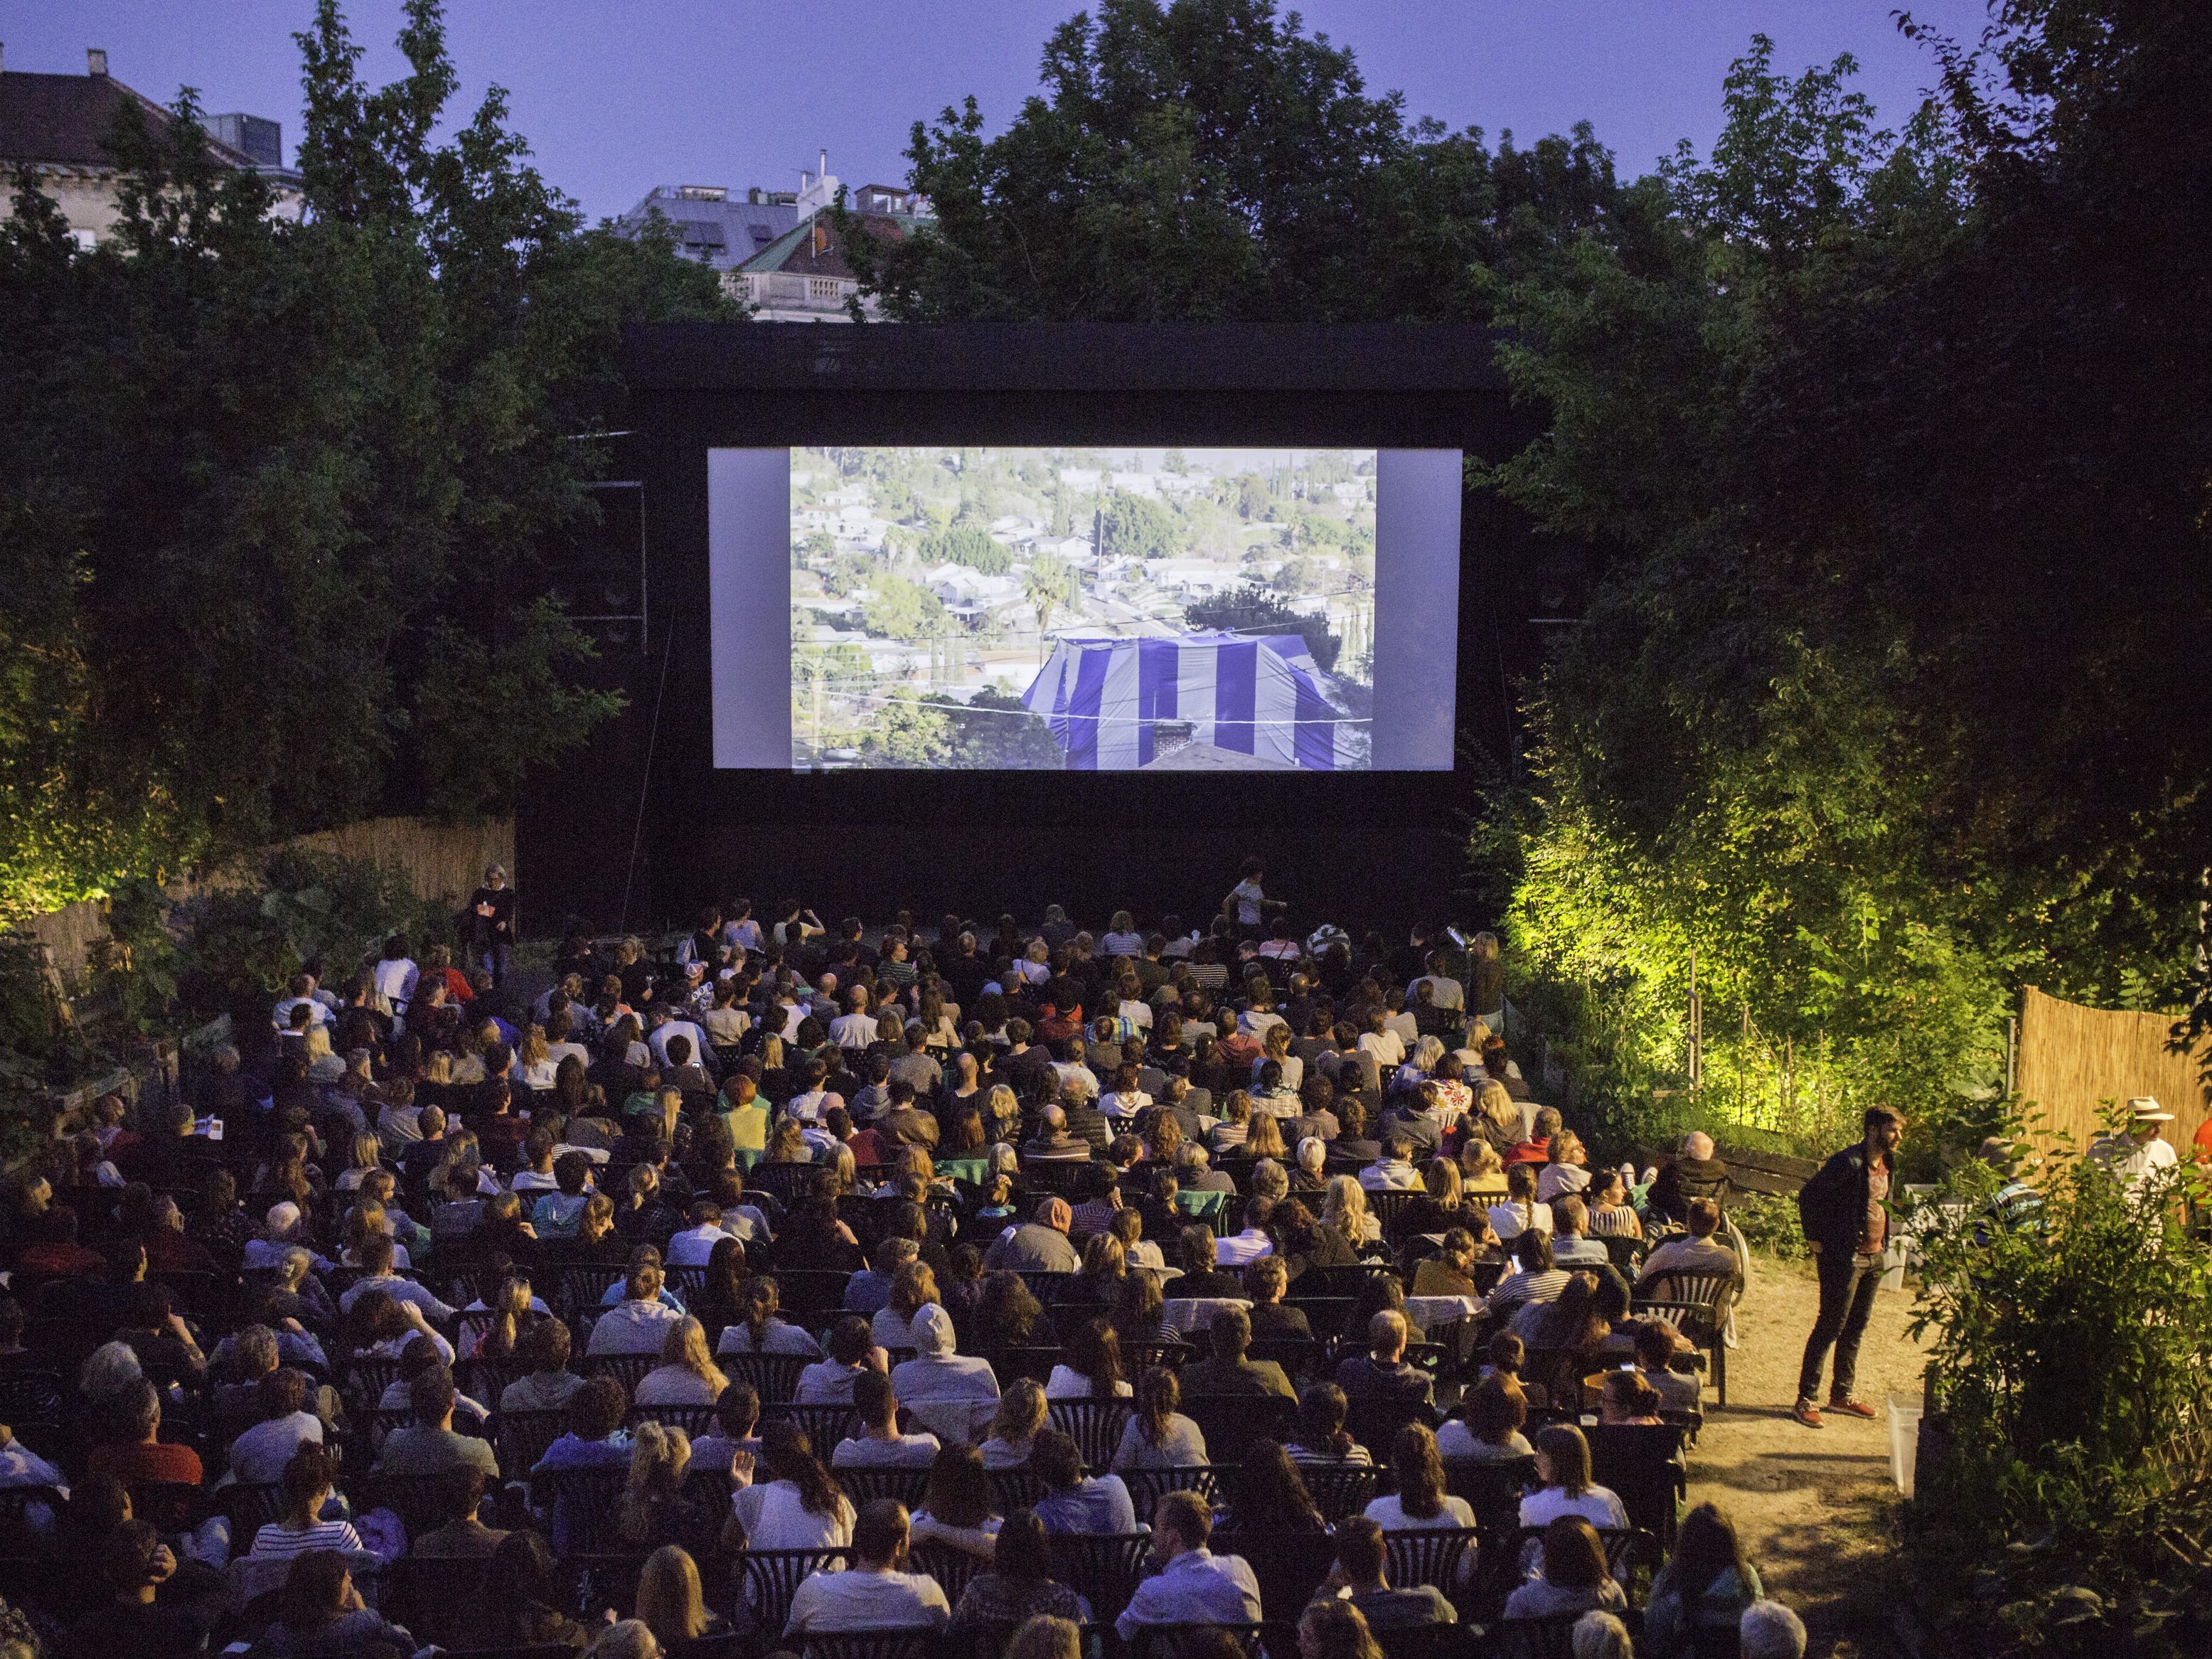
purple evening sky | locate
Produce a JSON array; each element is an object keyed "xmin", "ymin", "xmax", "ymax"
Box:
[{"xmin": 1, "ymin": 1, "xmax": 1995, "ymax": 223}]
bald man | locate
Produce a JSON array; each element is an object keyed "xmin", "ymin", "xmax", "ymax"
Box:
[{"xmin": 984, "ymin": 1195, "xmax": 1081, "ymax": 1273}]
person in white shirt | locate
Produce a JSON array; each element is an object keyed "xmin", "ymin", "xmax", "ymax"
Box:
[
  {"xmin": 1517, "ymin": 1424, "xmax": 1630, "ymax": 1531},
  {"xmin": 586, "ymin": 1252, "xmax": 687, "ymax": 1357},
  {"xmin": 667, "ymin": 1200, "xmax": 747, "ymax": 1267},
  {"xmin": 371, "ymin": 939, "xmax": 420, "ymax": 1016},
  {"xmin": 226, "ymin": 1368, "xmax": 325, "ymax": 1485},
  {"xmin": 1116, "ymin": 1488, "xmax": 1262, "ymax": 1639},
  {"xmin": 2093, "ymin": 1097, "xmax": 2181, "ymax": 1185},
  {"xmin": 1360, "ymin": 1138, "xmax": 1426, "ymax": 1193},
  {"xmin": 1224, "ymin": 860, "xmax": 1268, "ymax": 932},
  {"xmin": 272, "ymin": 975, "xmax": 331, "ymax": 1033},
  {"xmin": 831, "ymin": 1372, "xmax": 943, "ymax": 1469},
  {"xmin": 784, "ymin": 1497, "xmax": 949, "ymax": 1635},
  {"xmin": 1214, "ymin": 1199, "xmax": 1276, "ymax": 1267},
  {"xmin": 828, "ymin": 989, "xmax": 879, "ymax": 1051},
  {"xmin": 646, "ymin": 1009, "xmax": 710, "ymax": 1072},
  {"xmin": 338, "ymin": 1235, "xmax": 458, "ymax": 1323},
  {"xmin": 1358, "ymin": 1013, "xmax": 1406, "ymax": 1073}
]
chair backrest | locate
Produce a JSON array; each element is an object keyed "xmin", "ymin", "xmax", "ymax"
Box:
[
  {"xmin": 1212, "ymin": 1527, "xmax": 1337, "ymax": 1623},
  {"xmin": 634, "ymin": 1401, "xmax": 720, "ymax": 1438},
  {"xmin": 720, "ymin": 1348, "xmax": 813, "ymax": 1403},
  {"xmin": 1511, "ymin": 1525, "xmax": 1660, "ymax": 1604},
  {"xmin": 1046, "ymin": 1396, "xmax": 1133, "ymax": 1471},
  {"xmin": 1245, "ymin": 1336, "xmax": 1323, "ymax": 1380},
  {"xmin": 496, "ymin": 1407, "xmax": 573, "ymax": 1476},
  {"xmin": 1491, "ymin": 1613, "xmax": 1587, "ymax": 1659},
  {"xmin": 798, "ymin": 1633, "xmax": 941, "ymax": 1659},
  {"xmin": 457, "ymin": 1354, "xmax": 530, "ymax": 1406},
  {"xmin": 534, "ymin": 1463, "xmax": 632, "ymax": 1553},
  {"xmin": 988, "ymin": 1468, "xmax": 1052, "ymax": 1515},
  {"xmin": 1047, "ymin": 1530, "xmax": 1155, "ymax": 1626},
  {"xmin": 1586, "ymin": 1423, "xmax": 1687, "ymax": 1546},
  {"xmin": 360, "ymin": 1472, "xmax": 452, "ymax": 1537},
  {"xmin": 219, "ymin": 1481, "xmax": 288, "ymax": 1539},
  {"xmin": 776, "ymin": 1269, "xmax": 860, "ymax": 1317},
  {"xmin": 1299, "ymin": 1461, "xmax": 1381, "ymax": 1522},
  {"xmin": 1121, "ymin": 1464, "xmax": 1222, "ymax": 1515},
  {"xmin": 739, "ymin": 1545, "xmax": 852, "ymax": 1632},
  {"xmin": 126, "ymin": 1480, "xmax": 201, "ymax": 1533},
  {"xmin": 833, "ymin": 1463, "xmax": 930, "ymax": 1508},
  {"xmin": 0, "ymin": 1372, "xmax": 65, "ymax": 1429},
  {"xmin": 1118, "ymin": 1340, "xmax": 1194, "ymax": 1383},
  {"xmin": 379, "ymin": 1552, "xmax": 491, "ymax": 1647},
  {"xmin": 1179, "ymin": 1392, "xmax": 1298, "ymax": 1463},
  {"xmin": 1371, "ymin": 1622, "xmax": 1480, "ymax": 1659},
  {"xmin": 342, "ymin": 1354, "xmax": 405, "ymax": 1411},
  {"xmin": 1383, "ymin": 1525, "xmax": 1482, "ymax": 1594},
  {"xmin": 1367, "ymin": 1190, "xmax": 1423, "ymax": 1241},
  {"xmin": 1443, "ymin": 1455, "xmax": 1537, "ymax": 1534},
  {"xmin": 583, "ymin": 1351, "xmax": 658, "ymax": 1395},
  {"xmin": 1601, "ymin": 1235, "xmax": 1646, "ymax": 1275},
  {"xmin": 1277, "ymin": 1296, "xmax": 1357, "ymax": 1342},
  {"xmin": 764, "ymin": 1400, "xmax": 857, "ymax": 1453},
  {"xmin": 1346, "ymin": 1394, "xmax": 1436, "ymax": 1457},
  {"xmin": 909, "ymin": 1540, "xmax": 988, "ymax": 1606},
  {"xmin": 748, "ymin": 1163, "xmax": 818, "ymax": 1207},
  {"xmin": 1126, "ymin": 1623, "xmax": 1265, "ymax": 1659},
  {"xmin": 557, "ymin": 1264, "xmax": 629, "ymax": 1319}
]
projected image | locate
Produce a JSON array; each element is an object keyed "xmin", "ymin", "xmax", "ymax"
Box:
[{"xmin": 789, "ymin": 447, "xmax": 1377, "ymax": 771}]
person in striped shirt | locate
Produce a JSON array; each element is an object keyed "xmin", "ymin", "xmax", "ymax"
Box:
[{"xmin": 247, "ymin": 1444, "xmax": 363, "ymax": 1562}]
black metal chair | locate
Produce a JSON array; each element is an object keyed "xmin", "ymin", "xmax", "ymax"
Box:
[
  {"xmin": 739, "ymin": 1545, "xmax": 852, "ymax": 1634},
  {"xmin": 1210, "ymin": 1526, "xmax": 1337, "ymax": 1626},
  {"xmin": 1126, "ymin": 1623, "xmax": 1265, "ymax": 1659},
  {"xmin": 1586, "ymin": 1423, "xmax": 1687, "ymax": 1549},
  {"xmin": 988, "ymin": 1468, "xmax": 1052, "ymax": 1515},
  {"xmin": 1048, "ymin": 1530, "xmax": 1155, "ymax": 1626},
  {"xmin": 764, "ymin": 1400, "xmax": 856, "ymax": 1452},
  {"xmin": 1347, "ymin": 1394, "xmax": 1441, "ymax": 1456},
  {"xmin": 531, "ymin": 1464, "xmax": 631, "ymax": 1553},
  {"xmin": 1180, "ymin": 1392, "xmax": 1297, "ymax": 1463},
  {"xmin": 495, "ymin": 1407, "xmax": 573, "ymax": 1477},
  {"xmin": 722, "ymin": 1349, "xmax": 812, "ymax": 1403},
  {"xmin": 775, "ymin": 1269, "xmax": 861, "ymax": 1318},
  {"xmin": 218, "ymin": 1481, "xmax": 288, "ymax": 1541},
  {"xmin": 359, "ymin": 1472, "xmax": 453, "ymax": 1537},
  {"xmin": 1118, "ymin": 1339, "xmax": 1194, "ymax": 1383},
  {"xmin": 1300, "ymin": 1461, "xmax": 1382, "ymax": 1521},
  {"xmin": 910, "ymin": 1540, "xmax": 988, "ymax": 1605},
  {"xmin": 1509, "ymin": 1525, "xmax": 1661, "ymax": 1606},
  {"xmin": 633, "ymin": 1401, "xmax": 720, "ymax": 1437},
  {"xmin": 582, "ymin": 1351, "xmax": 657, "ymax": 1396},
  {"xmin": 1121, "ymin": 1464, "xmax": 1222, "ymax": 1514},
  {"xmin": 833, "ymin": 1463, "xmax": 931, "ymax": 1507},
  {"xmin": 1047, "ymin": 1396, "xmax": 1133, "ymax": 1471},
  {"xmin": 1384, "ymin": 1525, "xmax": 1482, "ymax": 1596},
  {"xmin": 341, "ymin": 1354, "xmax": 405, "ymax": 1412},
  {"xmin": 557, "ymin": 1264, "xmax": 629, "ymax": 1320}
]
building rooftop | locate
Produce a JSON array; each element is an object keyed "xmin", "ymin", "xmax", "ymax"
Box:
[
  {"xmin": 737, "ymin": 211, "xmax": 924, "ymax": 281},
  {"xmin": 615, "ymin": 185, "xmax": 802, "ymax": 273},
  {"xmin": 0, "ymin": 65, "xmax": 262, "ymax": 170}
]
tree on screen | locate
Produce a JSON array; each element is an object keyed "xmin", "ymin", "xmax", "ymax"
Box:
[
  {"xmin": 1024, "ymin": 553, "xmax": 1080, "ymax": 658},
  {"xmin": 949, "ymin": 686, "xmax": 1064, "ymax": 769},
  {"xmin": 1098, "ymin": 493, "xmax": 1177, "ymax": 560},
  {"xmin": 921, "ymin": 524, "xmax": 1012, "ymax": 575},
  {"xmin": 1185, "ymin": 583, "xmax": 1342, "ymax": 673},
  {"xmin": 862, "ymin": 574, "xmax": 951, "ymax": 641}
]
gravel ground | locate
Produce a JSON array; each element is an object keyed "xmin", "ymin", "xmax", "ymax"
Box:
[{"xmin": 1681, "ymin": 1250, "xmax": 1933, "ymax": 1658}]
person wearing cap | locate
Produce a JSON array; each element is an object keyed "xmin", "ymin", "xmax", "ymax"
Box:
[
  {"xmin": 2093, "ymin": 1097, "xmax": 2179, "ymax": 1186},
  {"xmin": 984, "ymin": 1198, "xmax": 1081, "ymax": 1273},
  {"xmin": 1792, "ymin": 1106, "xmax": 1906, "ymax": 1427}
]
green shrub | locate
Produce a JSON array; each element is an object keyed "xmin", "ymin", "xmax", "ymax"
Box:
[{"xmin": 1726, "ymin": 1190, "xmax": 1807, "ymax": 1261}]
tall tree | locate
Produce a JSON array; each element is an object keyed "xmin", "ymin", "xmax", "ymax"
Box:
[{"xmin": 0, "ymin": 1, "xmax": 735, "ymax": 913}]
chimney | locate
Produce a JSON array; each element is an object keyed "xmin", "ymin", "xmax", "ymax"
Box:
[
  {"xmin": 818, "ymin": 149, "xmax": 828, "ymax": 178},
  {"xmin": 87, "ymin": 48, "xmax": 108, "ymax": 76}
]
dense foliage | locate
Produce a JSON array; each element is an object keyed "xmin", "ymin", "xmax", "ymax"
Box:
[
  {"xmin": 1473, "ymin": 2, "xmax": 2208, "ymax": 1154},
  {"xmin": 1907, "ymin": 1124, "xmax": 2212, "ymax": 1656},
  {"xmin": 839, "ymin": 0, "xmax": 1615, "ymax": 323},
  {"xmin": 0, "ymin": 0, "xmax": 734, "ymax": 917}
]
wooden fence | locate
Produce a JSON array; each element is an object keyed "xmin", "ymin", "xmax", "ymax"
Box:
[
  {"xmin": 2016, "ymin": 983, "xmax": 2210, "ymax": 1156},
  {"xmin": 14, "ymin": 816, "xmax": 513, "ymax": 986}
]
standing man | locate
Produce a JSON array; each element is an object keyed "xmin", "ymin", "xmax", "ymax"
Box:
[
  {"xmin": 2093, "ymin": 1097, "xmax": 2179, "ymax": 1186},
  {"xmin": 467, "ymin": 864, "xmax": 516, "ymax": 987},
  {"xmin": 1792, "ymin": 1106, "xmax": 1905, "ymax": 1427}
]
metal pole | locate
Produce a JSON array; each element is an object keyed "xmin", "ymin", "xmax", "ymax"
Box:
[{"xmin": 2006, "ymin": 1016, "xmax": 2018, "ymax": 1097}]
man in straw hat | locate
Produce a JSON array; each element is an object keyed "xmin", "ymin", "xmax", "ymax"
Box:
[{"xmin": 2092, "ymin": 1097, "xmax": 2179, "ymax": 1186}]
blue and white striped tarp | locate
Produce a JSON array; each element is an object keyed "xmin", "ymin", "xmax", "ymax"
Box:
[{"xmin": 1019, "ymin": 631, "xmax": 1362, "ymax": 770}]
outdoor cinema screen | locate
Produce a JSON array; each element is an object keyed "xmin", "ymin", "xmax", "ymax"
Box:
[{"xmin": 707, "ymin": 445, "xmax": 1462, "ymax": 772}]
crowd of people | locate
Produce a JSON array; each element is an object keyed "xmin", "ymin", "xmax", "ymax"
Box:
[{"xmin": 0, "ymin": 873, "xmax": 1817, "ymax": 1659}]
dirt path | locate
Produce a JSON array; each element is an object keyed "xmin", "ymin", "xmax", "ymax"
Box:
[{"xmin": 1682, "ymin": 1252, "xmax": 1930, "ymax": 1658}]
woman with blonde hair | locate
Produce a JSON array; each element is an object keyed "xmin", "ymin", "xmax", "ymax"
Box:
[
  {"xmin": 1245, "ymin": 1111, "xmax": 1288, "ymax": 1163},
  {"xmin": 1412, "ymin": 1227, "xmax": 1484, "ymax": 1298},
  {"xmin": 1458, "ymin": 1136, "xmax": 1510, "ymax": 1197},
  {"xmin": 334, "ymin": 1132, "xmax": 383, "ymax": 1193},
  {"xmin": 512, "ymin": 1025, "xmax": 557, "ymax": 1092},
  {"xmin": 764, "ymin": 1118, "xmax": 810, "ymax": 1165},
  {"xmin": 638, "ymin": 1316, "xmax": 730, "ymax": 1405},
  {"xmin": 978, "ymin": 1377, "xmax": 1049, "ymax": 1469},
  {"xmin": 1473, "ymin": 1079, "xmax": 1523, "ymax": 1155},
  {"xmin": 1323, "ymin": 1174, "xmax": 1382, "ymax": 1247},
  {"xmin": 872, "ymin": 1261, "xmax": 941, "ymax": 1351},
  {"xmin": 983, "ymin": 1082, "xmax": 1020, "ymax": 1141},
  {"xmin": 464, "ymin": 1274, "xmax": 535, "ymax": 1361},
  {"xmin": 615, "ymin": 1419, "xmax": 710, "ymax": 1551},
  {"xmin": 1209, "ymin": 1092, "xmax": 1252, "ymax": 1153},
  {"xmin": 635, "ymin": 1544, "xmax": 728, "ymax": 1650},
  {"xmin": 1255, "ymin": 1020, "xmax": 1303, "ymax": 1092},
  {"xmin": 1299, "ymin": 1599, "xmax": 1386, "ymax": 1659}
]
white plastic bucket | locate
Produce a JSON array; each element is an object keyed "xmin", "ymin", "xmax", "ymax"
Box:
[{"xmin": 1888, "ymin": 1394, "xmax": 1923, "ymax": 1496}]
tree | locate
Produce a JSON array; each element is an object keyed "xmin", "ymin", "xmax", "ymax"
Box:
[
  {"xmin": 1097, "ymin": 491, "xmax": 1178, "ymax": 560},
  {"xmin": 861, "ymin": 573, "xmax": 951, "ymax": 644},
  {"xmin": 947, "ymin": 685, "xmax": 1064, "ymax": 769},
  {"xmin": 0, "ymin": 0, "xmax": 735, "ymax": 911},
  {"xmin": 860, "ymin": 690, "xmax": 953, "ymax": 768},
  {"xmin": 1185, "ymin": 582, "xmax": 1341, "ymax": 673},
  {"xmin": 1024, "ymin": 553, "xmax": 1079, "ymax": 658},
  {"xmin": 1478, "ymin": 12, "xmax": 2209, "ymax": 1141},
  {"xmin": 835, "ymin": 0, "xmax": 1616, "ymax": 324},
  {"xmin": 920, "ymin": 523, "xmax": 1011, "ymax": 575}
]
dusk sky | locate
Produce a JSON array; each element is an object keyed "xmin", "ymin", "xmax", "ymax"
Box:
[{"xmin": 1, "ymin": 1, "xmax": 1996, "ymax": 223}]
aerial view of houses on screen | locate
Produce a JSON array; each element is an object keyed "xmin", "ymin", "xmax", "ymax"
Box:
[{"xmin": 789, "ymin": 446, "xmax": 1377, "ymax": 770}]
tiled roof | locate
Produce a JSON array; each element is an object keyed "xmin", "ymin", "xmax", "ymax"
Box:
[
  {"xmin": 615, "ymin": 188, "xmax": 801, "ymax": 272},
  {"xmin": 0, "ymin": 70, "xmax": 259, "ymax": 169},
  {"xmin": 737, "ymin": 211, "xmax": 920, "ymax": 279}
]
